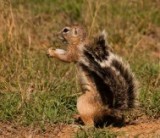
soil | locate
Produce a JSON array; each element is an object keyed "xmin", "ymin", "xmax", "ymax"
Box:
[
  {"xmin": 0, "ymin": 118, "xmax": 159, "ymax": 138},
  {"xmin": 0, "ymin": 122, "xmax": 77, "ymax": 138},
  {"xmin": 111, "ymin": 119, "xmax": 160, "ymax": 138}
]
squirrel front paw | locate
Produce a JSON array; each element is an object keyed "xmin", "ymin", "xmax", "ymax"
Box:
[
  {"xmin": 47, "ymin": 48, "xmax": 66, "ymax": 58},
  {"xmin": 47, "ymin": 47, "xmax": 56, "ymax": 57}
]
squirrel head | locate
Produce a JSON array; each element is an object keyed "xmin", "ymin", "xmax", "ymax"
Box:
[{"xmin": 58, "ymin": 25, "xmax": 86, "ymax": 45}]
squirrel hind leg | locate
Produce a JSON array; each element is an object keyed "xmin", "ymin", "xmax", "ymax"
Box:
[
  {"xmin": 76, "ymin": 92, "xmax": 101, "ymax": 126},
  {"xmin": 76, "ymin": 92, "xmax": 125, "ymax": 127},
  {"xmin": 73, "ymin": 113, "xmax": 94, "ymax": 126},
  {"xmin": 73, "ymin": 114, "xmax": 84, "ymax": 125}
]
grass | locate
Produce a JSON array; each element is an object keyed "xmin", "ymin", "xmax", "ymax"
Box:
[
  {"xmin": 0, "ymin": 0, "xmax": 160, "ymax": 137},
  {"xmin": 75, "ymin": 127, "xmax": 117, "ymax": 138}
]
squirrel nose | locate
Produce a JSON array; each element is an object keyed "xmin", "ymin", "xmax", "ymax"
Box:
[{"xmin": 54, "ymin": 32, "xmax": 60, "ymax": 37}]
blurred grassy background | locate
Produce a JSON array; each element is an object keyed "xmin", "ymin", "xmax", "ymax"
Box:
[{"xmin": 0, "ymin": 0, "xmax": 160, "ymax": 136}]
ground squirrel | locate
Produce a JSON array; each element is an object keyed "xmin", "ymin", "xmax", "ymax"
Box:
[{"xmin": 47, "ymin": 25, "xmax": 138, "ymax": 127}]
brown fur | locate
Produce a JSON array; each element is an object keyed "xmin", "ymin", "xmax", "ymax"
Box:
[
  {"xmin": 47, "ymin": 25, "xmax": 135, "ymax": 127},
  {"xmin": 48, "ymin": 25, "xmax": 103, "ymax": 126}
]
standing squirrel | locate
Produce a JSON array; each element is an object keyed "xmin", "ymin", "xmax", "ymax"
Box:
[{"xmin": 48, "ymin": 25, "xmax": 138, "ymax": 127}]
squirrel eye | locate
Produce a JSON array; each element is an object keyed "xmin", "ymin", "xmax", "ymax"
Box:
[{"xmin": 63, "ymin": 28, "xmax": 69, "ymax": 33}]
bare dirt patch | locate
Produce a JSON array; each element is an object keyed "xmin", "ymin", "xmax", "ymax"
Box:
[
  {"xmin": 111, "ymin": 119, "xmax": 160, "ymax": 138},
  {"xmin": 0, "ymin": 118, "xmax": 160, "ymax": 138},
  {"xmin": 0, "ymin": 123, "xmax": 77, "ymax": 138}
]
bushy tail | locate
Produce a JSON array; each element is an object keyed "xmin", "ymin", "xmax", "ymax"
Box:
[
  {"xmin": 79, "ymin": 31, "xmax": 138, "ymax": 109},
  {"xmin": 94, "ymin": 108, "xmax": 125, "ymax": 127}
]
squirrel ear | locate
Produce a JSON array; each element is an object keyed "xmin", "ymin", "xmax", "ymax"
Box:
[
  {"xmin": 101, "ymin": 30, "xmax": 107, "ymax": 40},
  {"xmin": 99, "ymin": 30, "xmax": 108, "ymax": 45},
  {"xmin": 72, "ymin": 28, "xmax": 78, "ymax": 36}
]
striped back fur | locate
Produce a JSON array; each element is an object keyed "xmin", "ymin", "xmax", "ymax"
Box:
[{"xmin": 79, "ymin": 32, "xmax": 137, "ymax": 110}]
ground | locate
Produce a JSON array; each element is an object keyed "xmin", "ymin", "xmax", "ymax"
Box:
[
  {"xmin": 0, "ymin": 0, "xmax": 160, "ymax": 137},
  {"xmin": 0, "ymin": 118, "xmax": 160, "ymax": 138}
]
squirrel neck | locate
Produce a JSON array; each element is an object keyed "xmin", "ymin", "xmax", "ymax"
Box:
[{"xmin": 67, "ymin": 41, "xmax": 86, "ymax": 62}]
